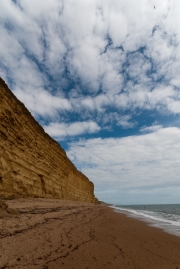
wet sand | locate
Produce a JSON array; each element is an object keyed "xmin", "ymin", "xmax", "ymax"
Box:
[{"xmin": 0, "ymin": 198, "xmax": 180, "ymax": 269}]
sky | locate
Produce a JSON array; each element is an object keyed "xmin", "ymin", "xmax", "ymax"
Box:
[{"xmin": 1, "ymin": 0, "xmax": 180, "ymax": 205}]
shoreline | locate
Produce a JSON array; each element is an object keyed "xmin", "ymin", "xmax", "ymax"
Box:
[
  {"xmin": 1, "ymin": 198, "xmax": 180, "ymax": 269},
  {"xmin": 110, "ymin": 205, "xmax": 180, "ymax": 238}
]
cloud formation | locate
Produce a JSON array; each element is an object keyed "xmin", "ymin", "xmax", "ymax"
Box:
[
  {"xmin": 44, "ymin": 121, "xmax": 100, "ymax": 138},
  {"xmin": 67, "ymin": 126, "xmax": 180, "ymax": 204},
  {"xmin": 1, "ymin": 0, "xmax": 180, "ymax": 121}
]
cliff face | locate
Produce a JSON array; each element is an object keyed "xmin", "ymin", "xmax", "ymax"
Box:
[{"xmin": 0, "ymin": 78, "xmax": 98, "ymax": 204}]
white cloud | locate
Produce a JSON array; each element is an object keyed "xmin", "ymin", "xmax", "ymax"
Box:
[
  {"xmin": 97, "ymin": 113, "xmax": 137, "ymax": 129},
  {"xmin": 67, "ymin": 127, "xmax": 180, "ymax": 203},
  {"xmin": 117, "ymin": 115, "xmax": 137, "ymax": 128},
  {"xmin": 14, "ymin": 86, "xmax": 71, "ymax": 118},
  {"xmin": 108, "ymin": 7, "xmax": 127, "ymax": 47},
  {"xmin": 1, "ymin": 0, "xmax": 180, "ymax": 119},
  {"xmin": 140, "ymin": 125, "xmax": 163, "ymax": 133},
  {"xmin": 44, "ymin": 121, "xmax": 100, "ymax": 138}
]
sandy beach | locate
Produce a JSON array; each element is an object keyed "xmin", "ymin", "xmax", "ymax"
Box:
[{"xmin": 0, "ymin": 198, "xmax": 180, "ymax": 269}]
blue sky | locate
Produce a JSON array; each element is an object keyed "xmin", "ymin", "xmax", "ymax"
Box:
[{"xmin": 1, "ymin": 0, "xmax": 180, "ymax": 205}]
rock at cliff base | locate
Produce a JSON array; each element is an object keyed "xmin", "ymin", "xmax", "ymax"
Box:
[
  {"xmin": 0, "ymin": 199, "xmax": 19, "ymax": 217},
  {"xmin": 0, "ymin": 199, "xmax": 8, "ymax": 210}
]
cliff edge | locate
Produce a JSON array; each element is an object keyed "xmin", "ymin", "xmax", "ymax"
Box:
[{"xmin": 0, "ymin": 78, "xmax": 98, "ymax": 204}]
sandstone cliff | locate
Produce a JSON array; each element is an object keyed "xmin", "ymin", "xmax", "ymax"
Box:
[{"xmin": 0, "ymin": 78, "xmax": 98, "ymax": 204}]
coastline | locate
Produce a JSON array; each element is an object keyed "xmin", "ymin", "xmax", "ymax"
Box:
[
  {"xmin": 110, "ymin": 205, "xmax": 180, "ymax": 238},
  {"xmin": 0, "ymin": 198, "xmax": 180, "ymax": 269}
]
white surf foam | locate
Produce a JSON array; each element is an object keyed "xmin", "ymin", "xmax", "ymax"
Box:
[{"xmin": 110, "ymin": 205, "xmax": 180, "ymax": 237}]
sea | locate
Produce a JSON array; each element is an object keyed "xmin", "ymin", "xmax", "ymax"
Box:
[{"xmin": 110, "ymin": 204, "xmax": 180, "ymax": 237}]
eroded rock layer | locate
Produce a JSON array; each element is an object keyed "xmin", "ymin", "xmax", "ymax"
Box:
[{"xmin": 0, "ymin": 78, "xmax": 98, "ymax": 204}]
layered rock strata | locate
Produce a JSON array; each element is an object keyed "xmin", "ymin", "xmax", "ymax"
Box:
[{"xmin": 0, "ymin": 78, "xmax": 98, "ymax": 204}]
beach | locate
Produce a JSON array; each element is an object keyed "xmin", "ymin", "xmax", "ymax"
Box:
[{"xmin": 0, "ymin": 199, "xmax": 180, "ymax": 269}]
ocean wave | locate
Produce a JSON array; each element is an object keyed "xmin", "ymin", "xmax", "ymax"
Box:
[{"xmin": 110, "ymin": 205, "xmax": 180, "ymax": 227}]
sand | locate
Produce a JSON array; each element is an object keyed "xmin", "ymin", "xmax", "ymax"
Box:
[{"xmin": 0, "ymin": 198, "xmax": 180, "ymax": 269}]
